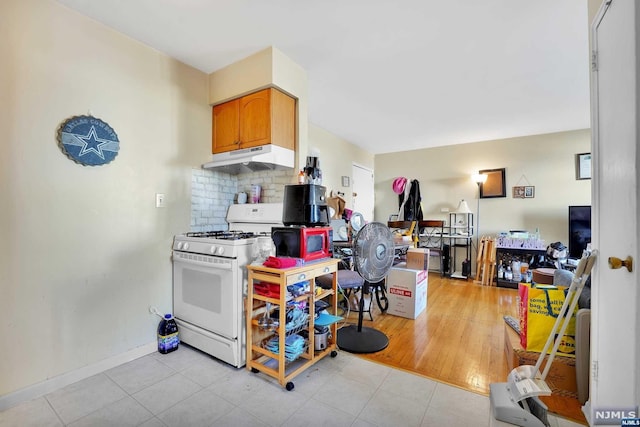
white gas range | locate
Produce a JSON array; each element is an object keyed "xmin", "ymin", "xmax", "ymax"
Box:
[{"xmin": 172, "ymin": 203, "xmax": 283, "ymax": 368}]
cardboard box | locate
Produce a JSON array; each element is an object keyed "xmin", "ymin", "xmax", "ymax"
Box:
[
  {"xmin": 406, "ymin": 248, "xmax": 429, "ymax": 271},
  {"xmin": 504, "ymin": 325, "xmax": 578, "ymax": 398},
  {"xmin": 387, "ymin": 265, "xmax": 428, "ymax": 319}
]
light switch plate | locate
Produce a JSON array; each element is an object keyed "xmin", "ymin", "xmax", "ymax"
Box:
[{"xmin": 156, "ymin": 193, "xmax": 165, "ymax": 208}]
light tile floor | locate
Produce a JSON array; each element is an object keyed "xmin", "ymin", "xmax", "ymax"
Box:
[{"xmin": 1, "ymin": 344, "xmax": 585, "ymax": 427}]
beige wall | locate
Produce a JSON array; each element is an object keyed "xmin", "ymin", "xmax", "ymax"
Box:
[
  {"xmin": 589, "ymin": 0, "xmax": 604, "ymax": 26},
  {"xmin": 375, "ymin": 129, "xmax": 591, "ymax": 246},
  {"xmin": 308, "ymin": 124, "xmax": 375, "ymax": 209},
  {"xmin": 0, "ymin": 0, "xmax": 210, "ymax": 397}
]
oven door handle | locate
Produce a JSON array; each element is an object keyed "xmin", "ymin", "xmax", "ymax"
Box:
[{"xmin": 172, "ymin": 251, "xmax": 234, "ymax": 269}]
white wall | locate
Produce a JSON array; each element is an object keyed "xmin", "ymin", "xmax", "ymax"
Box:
[
  {"xmin": 375, "ymin": 129, "xmax": 591, "ymax": 246},
  {"xmin": 0, "ymin": 0, "xmax": 210, "ymax": 398}
]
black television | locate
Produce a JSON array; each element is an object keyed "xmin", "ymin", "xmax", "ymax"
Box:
[{"xmin": 568, "ymin": 205, "xmax": 591, "ymax": 258}]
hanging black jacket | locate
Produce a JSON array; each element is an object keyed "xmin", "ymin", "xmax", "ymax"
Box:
[{"xmin": 398, "ymin": 179, "xmax": 423, "ymax": 221}]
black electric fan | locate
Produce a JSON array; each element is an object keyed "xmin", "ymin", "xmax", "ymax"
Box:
[{"xmin": 337, "ymin": 221, "xmax": 394, "ymax": 353}]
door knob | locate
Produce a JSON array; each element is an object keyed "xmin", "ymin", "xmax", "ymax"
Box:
[{"xmin": 608, "ymin": 256, "xmax": 633, "ymax": 272}]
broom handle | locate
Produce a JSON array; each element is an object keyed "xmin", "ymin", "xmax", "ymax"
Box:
[
  {"xmin": 533, "ymin": 256, "xmax": 587, "ymax": 372},
  {"xmin": 541, "ymin": 272, "xmax": 587, "ymax": 378},
  {"xmin": 533, "ymin": 252, "xmax": 597, "ymax": 378}
]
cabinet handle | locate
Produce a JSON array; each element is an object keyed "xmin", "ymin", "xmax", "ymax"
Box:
[
  {"xmin": 298, "ymin": 273, "xmax": 306, "ymax": 280},
  {"xmin": 323, "ymin": 267, "xmax": 330, "ymax": 273}
]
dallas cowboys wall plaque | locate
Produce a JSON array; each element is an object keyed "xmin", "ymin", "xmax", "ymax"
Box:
[{"xmin": 57, "ymin": 115, "xmax": 120, "ymax": 166}]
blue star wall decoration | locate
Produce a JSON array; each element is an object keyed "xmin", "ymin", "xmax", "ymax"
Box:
[{"xmin": 57, "ymin": 115, "xmax": 120, "ymax": 166}]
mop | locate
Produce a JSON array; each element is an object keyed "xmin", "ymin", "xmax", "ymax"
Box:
[{"xmin": 490, "ymin": 252, "xmax": 597, "ymax": 427}]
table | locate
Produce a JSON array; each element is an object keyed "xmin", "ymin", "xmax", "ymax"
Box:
[
  {"xmin": 245, "ymin": 259, "xmax": 339, "ymax": 390},
  {"xmin": 495, "ymin": 247, "xmax": 546, "ymax": 288}
]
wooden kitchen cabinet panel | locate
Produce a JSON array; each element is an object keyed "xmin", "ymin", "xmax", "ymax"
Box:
[
  {"xmin": 212, "ymin": 87, "xmax": 295, "ymax": 154},
  {"xmin": 212, "ymin": 99, "xmax": 241, "ymax": 153},
  {"xmin": 239, "ymin": 90, "xmax": 271, "ymax": 148}
]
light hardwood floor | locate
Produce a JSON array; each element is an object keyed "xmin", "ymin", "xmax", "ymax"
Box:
[{"xmin": 342, "ymin": 272, "xmax": 587, "ymax": 424}]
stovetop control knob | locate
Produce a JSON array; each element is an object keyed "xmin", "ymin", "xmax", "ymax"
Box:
[
  {"xmin": 176, "ymin": 242, "xmax": 183, "ymax": 250},
  {"xmin": 182, "ymin": 243, "xmax": 189, "ymax": 250},
  {"xmin": 210, "ymin": 246, "xmax": 225, "ymax": 256}
]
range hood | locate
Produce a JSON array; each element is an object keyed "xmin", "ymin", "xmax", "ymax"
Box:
[{"xmin": 202, "ymin": 144, "xmax": 295, "ymax": 175}]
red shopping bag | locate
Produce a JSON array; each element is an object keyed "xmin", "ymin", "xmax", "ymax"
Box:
[{"xmin": 518, "ymin": 283, "xmax": 577, "ymax": 355}]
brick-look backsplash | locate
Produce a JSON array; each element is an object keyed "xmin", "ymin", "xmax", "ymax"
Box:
[
  {"xmin": 236, "ymin": 170, "xmax": 296, "ymax": 203},
  {"xmin": 191, "ymin": 168, "xmax": 296, "ymax": 231},
  {"xmin": 191, "ymin": 168, "xmax": 237, "ymax": 232}
]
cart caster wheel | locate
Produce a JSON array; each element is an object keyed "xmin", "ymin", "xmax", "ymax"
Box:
[
  {"xmin": 251, "ymin": 367, "xmax": 259, "ymax": 373},
  {"xmin": 330, "ymin": 350, "xmax": 338, "ymax": 358},
  {"xmin": 285, "ymin": 382, "xmax": 294, "ymax": 391}
]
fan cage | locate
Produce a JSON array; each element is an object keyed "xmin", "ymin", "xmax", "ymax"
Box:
[{"xmin": 353, "ymin": 222, "xmax": 395, "ymax": 283}]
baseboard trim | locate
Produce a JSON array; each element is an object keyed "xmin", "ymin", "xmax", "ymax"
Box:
[
  {"xmin": 582, "ymin": 400, "xmax": 592, "ymax": 426},
  {"xmin": 0, "ymin": 342, "xmax": 156, "ymax": 411}
]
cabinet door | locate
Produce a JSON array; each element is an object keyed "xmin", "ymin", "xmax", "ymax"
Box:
[
  {"xmin": 239, "ymin": 89, "xmax": 271, "ymax": 148},
  {"xmin": 271, "ymin": 88, "xmax": 296, "ymax": 151},
  {"xmin": 212, "ymin": 99, "xmax": 240, "ymax": 153}
]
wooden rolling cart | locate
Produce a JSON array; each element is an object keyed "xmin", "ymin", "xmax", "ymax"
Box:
[{"xmin": 246, "ymin": 258, "xmax": 339, "ymax": 390}]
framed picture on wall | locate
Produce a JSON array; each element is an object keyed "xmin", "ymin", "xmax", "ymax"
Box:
[
  {"xmin": 524, "ymin": 186, "xmax": 535, "ymax": 198},
  {"xmin": 513, "ymin": 186, "xmax": 525, "ymax": 198},
  {"xmin": 479, "ymin": 168, "xmax": 506, "ymax": 198},
  {"xmin": 576, "ymin": 153, "xmax": 591, "ymax": 180}
]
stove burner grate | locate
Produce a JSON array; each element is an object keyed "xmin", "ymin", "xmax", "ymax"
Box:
[{"xmin": 185, "ymin": 230, "xmax": 270, "ymax": 240}]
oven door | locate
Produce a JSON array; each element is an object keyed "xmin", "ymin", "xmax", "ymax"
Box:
[{"xmin": 172, "ymin": 251, "xmax": 239, "ymax": 340}]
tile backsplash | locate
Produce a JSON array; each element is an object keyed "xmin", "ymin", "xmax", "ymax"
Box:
[
  {"xmin": 191, "ymin": 168, "xmax": 295, "ymax": 231},
  {"xmin": 191, "ymin": 168, "xmax": 236, "ymax": 231},
  {"xmin": 236, "ymin": 170, "xmax": 294, "ymax": 204}
]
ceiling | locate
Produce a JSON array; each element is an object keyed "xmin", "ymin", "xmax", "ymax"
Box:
[{"xmin": 55, "ymin": 0, "xmax": 591, "ymax": 154}]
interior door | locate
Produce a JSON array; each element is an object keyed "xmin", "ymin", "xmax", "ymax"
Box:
[
  {"xmin": 352, "ymin": 163, "xmax": 374, "ymax": 222},
  {"xmin": 589, "ymin": 0, "xmax": 640, "ymax": 421}
]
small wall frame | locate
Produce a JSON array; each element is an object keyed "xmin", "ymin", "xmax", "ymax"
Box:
[
  {"xmin": 479, "ymin": 168, "xmax": 506, "ymax": 198},
  {"xmin": 576, "ymin": 153, "xmax": 591, "ymax": 180},
  {"xmin": 513, "ymin": 186, "xmax": 525, "ymax": 198},
  {"xmin": 524, "ymin": 186, "xmax": 535, "ymax": 198}
]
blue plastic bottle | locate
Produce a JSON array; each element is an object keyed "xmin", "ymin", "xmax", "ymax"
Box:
[{"xmin": 157, "ymin": 313, "xmax": 179, "ymax": 354}]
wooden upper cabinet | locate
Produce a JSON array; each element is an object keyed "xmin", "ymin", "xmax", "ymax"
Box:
[
  {"xmin": 212, "ymin": 98, "xmax": 241, "ymax": 153},
  {"xmin": 212, "ymin": 87, "xmax": 296, "ymax": 154}
]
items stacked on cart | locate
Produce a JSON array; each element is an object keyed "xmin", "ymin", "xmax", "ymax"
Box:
[
  {"xmin": 283, "ymin": 303, "xmax": 309, "ymax": 331},
  {"xmin": 246, "ymin": 259, "xmax": 340, "ymax": 391},
  {"xmin": 263, "ymin": 333, "xmax": 308, "ymax": 362},
  {"xmin": 259, "ymin": 301, "xmax": 310, "ymax": 362},
  {"xmin": 254, "ymin": 280, "xmax": 311, "ymax": 300}
]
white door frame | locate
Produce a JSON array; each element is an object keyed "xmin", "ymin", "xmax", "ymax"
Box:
[
  {"xmin": 351, "ymin": 163, "xmax": 375, "ymax": 223},
  {"xmin": 587, "ymin": 0, "xmax": 640, "ymax": 423}
]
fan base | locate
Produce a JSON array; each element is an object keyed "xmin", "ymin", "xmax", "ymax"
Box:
[{"xmin": 336, "ymin": 325, "xmax": 389, "ymax": 354}]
